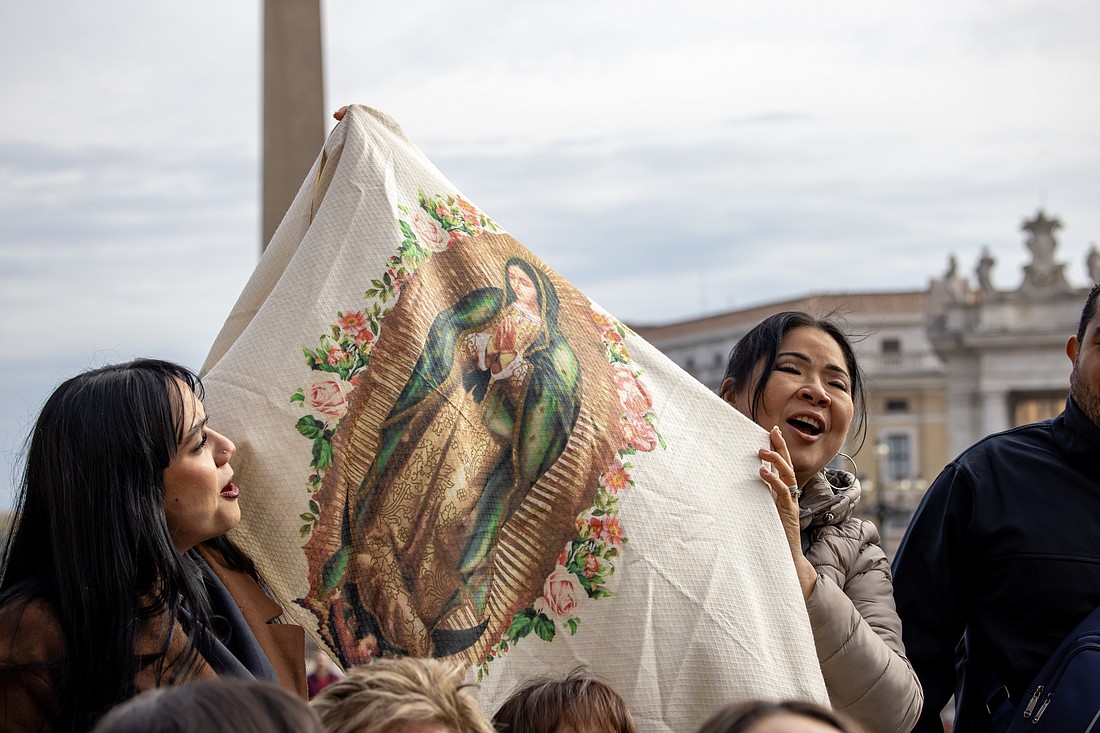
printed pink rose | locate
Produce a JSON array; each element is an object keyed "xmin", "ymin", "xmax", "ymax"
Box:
[
  {"xmin": 586, "ymin": 516, "xmax": 623, "ymax": 546},
  {"xmin": 598, "ymin": 516, "xmax": 624, "ymax": 547},
  {"xmin": 539, "ymin": 567, "xmax": 582, "ymax": 620},
  {"xmin": 456, "ymin": 197, "xmax": 478, "ymax": 216},
  {"xmin": 621, "ymin": 414, "xmax": 658, "ymax": 452},
  {"xmin": 448, "ymin": 229, "xmax": 466, "ymax": 245},
  {"xmin": 612, "ymin": 364, "xmax": 652, "ymax": 417},
  {"xmin": 582, "ymin": 552, "xmax": 601, "ymax": 578},
  {"xmin": 556, "ymin": 544, "xmax": 570, "ymax": 567},
  {"xmin": 599, "ymin": 461, "xmax": 632, "ymax": 495},
  {"xmin": 434, "ymin": 205, "xmax": 449, "ymax": 219},
  {"xmin": 591, "ymin": 310, "xmax": 614, "ymax": 330},
  {"xmin": 307, "ymin": 375, "xmax": 353, "ymax": 419},
  {"xmin": 576, "ymin": 515, "xmax": 591, "ymax": 538},
  {"xmin": 412, "ymin": 213, "xmax": 447, "ymax": 252},
  {"xmin": 337, "ymin": 311, "xmax": 375, "ymax": 346},
  {"xmin": 326, "ymin": 347, "xmax": 348, "ymax": 366},
  {"xmin": 337, "ymin": 310, "xmax": 368, "ymax": 333}
]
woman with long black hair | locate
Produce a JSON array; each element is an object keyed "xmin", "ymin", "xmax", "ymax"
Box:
[{"xmin": 0, "ymin": 359, "xmax": 305, "ymax": 731}]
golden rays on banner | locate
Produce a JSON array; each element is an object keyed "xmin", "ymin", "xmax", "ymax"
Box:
[{"xmin": 201, "ymin": 105, "xmax": 828, "ymax": 732}]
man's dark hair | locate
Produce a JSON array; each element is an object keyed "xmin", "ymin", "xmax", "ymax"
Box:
[{"xmin": 1078, "ymin": 285, "xmax": 1100, "ymax": 346}]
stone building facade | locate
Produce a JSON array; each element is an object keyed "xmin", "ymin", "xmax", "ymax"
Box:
[{"xmin": 633, "ymin": 211, "xmax": 1097, "ymax": 553}]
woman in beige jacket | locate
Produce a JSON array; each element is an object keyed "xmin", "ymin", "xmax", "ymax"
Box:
[{"xmin": 720, "ymin": 312, "xmax": 922, "ymax": 733}]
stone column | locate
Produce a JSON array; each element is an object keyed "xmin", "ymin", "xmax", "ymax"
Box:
[
  {"xmin": 262, "ymin": 0, "xmax": 324, "ymax": 250},
  {"xmin": 980, "ymin": 389, "xmax": 1009, "ymax": 440}
]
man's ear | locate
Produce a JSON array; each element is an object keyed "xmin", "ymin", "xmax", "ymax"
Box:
[{"xmin": 1067, "ymin": 335, "xmax": 1080, "ymax": 365}]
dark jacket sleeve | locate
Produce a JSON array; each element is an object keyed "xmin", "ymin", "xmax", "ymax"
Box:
[
  {"xmin": 891, "ymin": 463, "xmax": 973, "ymax": 733},
  {"xmin": 0, "ymin": 599, "xmax": 63, "ymax": 733}
]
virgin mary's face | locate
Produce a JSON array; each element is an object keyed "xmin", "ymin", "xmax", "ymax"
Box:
[{"xmin": 508, "ymin": 265, "xmax": 539, "ymax": 311}]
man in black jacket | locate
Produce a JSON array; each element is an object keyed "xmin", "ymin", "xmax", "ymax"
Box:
[{"xmin": 892, "ymin": 284, "xmax": 1100, "ymax": 732}]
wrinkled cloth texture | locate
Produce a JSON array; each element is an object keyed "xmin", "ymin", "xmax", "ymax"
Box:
[
  {"xmin": 892, "ymin": 397, "xmax": 1100, "ymax": 733},
  {"xmin": 198, "ymin": 104, "xmax": 829, "ymax": 732},
  {"xmin": 0, "ymin": 545, "xmax": 306, "ymax": 732},
  {"xmin": 799, "ymin": 469, "xmax": 923, "ymax": 733}
]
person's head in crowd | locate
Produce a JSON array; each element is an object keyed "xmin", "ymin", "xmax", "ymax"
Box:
[
  {"xmin": 491, "ymin": 667, "xmax": 637, "ymax": 733},
  {"xmin": 695, "ymin": 700, "xmax": 866, "ymax": 733},
  {"xmin": 1069, "ymin": 283, "xmax": 1100, "ymax": 427},
  {"xmin": 1, "ymin": 358, "xmax": 254, "ymax": 728},
  {"xmin": 308, "ymin": 649, "xmax": 342, "ymax": 698},
  {"xmin": 720, "ymin": 311, "xmax": 866, "ymax": 487},
  {"xmin": 310, "ymin": 657, "xmax": 494, "ymax": 733},
  {"xmin": 311, "ymin": 650, "xmax": 339, "ymax": 675},
  {"xmin": 91, "ymin": 678, "xmax": 322, "ymax": 733}
]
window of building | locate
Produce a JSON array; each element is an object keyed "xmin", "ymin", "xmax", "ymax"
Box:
[
  {"xmin": 881, "ymin": 338, "xmax": 902, "ymax": 367},
  {"xmin": 684, "ymin": 356, "xmax": 695, "ymax": 372},
  {"xmin": 884, "ymin": 433, "xmax": 912, "ymax": 483},
  {"xmin": 1010, "ymin": 391, "xmax": 1065, "ymax": 426},
  {"xmin": 884, "ymin": 399, "xmax": 909, "ymax": 413}
]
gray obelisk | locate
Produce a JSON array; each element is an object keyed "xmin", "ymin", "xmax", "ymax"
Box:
[{"xmin": 262, "ymin": 0, "xmax": 324, "ymax": 250}]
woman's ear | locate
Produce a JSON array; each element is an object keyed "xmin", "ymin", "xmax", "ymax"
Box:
[{"xmin": 719, "ymin": 377, "xmax": 736, "ymax": 404}]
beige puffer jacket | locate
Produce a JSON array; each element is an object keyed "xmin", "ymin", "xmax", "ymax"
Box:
[{"xmin": 799, "ymin": 469, "xmax": 923, "ymax": 733}]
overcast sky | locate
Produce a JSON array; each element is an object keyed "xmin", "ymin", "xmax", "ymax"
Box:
[{"xmin": 1, "ymin": 0, "xmax": 1098, "ymax": 505}]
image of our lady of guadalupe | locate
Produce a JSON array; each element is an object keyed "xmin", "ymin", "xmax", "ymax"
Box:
[{"xmin": 316, "ymin": 255, "xmax": 591, "ymax": 662}]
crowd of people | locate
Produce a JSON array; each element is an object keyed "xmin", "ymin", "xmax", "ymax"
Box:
[
  {"xmin": 0, "ymin": 275, "xmax": 1096, "ymax": 731},
  {"xmin": 86, "ymin": 659, "xmax": 866, "ymax": 733}
]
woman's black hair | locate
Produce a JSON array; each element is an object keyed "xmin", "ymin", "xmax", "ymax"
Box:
[
  {"xmin": 695, "ymin": 699, "xmax": 866, "ymax": 733},
  {"xmin": 720, "ymin": 311, "xmax": 868, "ymax": 451},
  {"xmin": 0, "ymin": 359, "xmax": 252, "ymax": 729},
  {"xmin": 91, "ymin": 678, "xmax": 322, "ymax": 733}
]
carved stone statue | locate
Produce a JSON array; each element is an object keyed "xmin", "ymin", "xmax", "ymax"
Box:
[
  {"xmin": 975, "ymin": 246, "xmax": 996, "ymax": 296},
  {"xmin": 1019, "ymin": 210, "xmax": 1070, "ymax": 293},
  {"xmin": 936, "ymin": 254, "xmax": 969, "ymax": 302}
]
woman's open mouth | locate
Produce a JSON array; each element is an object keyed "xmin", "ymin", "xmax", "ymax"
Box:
[
  {"xmin": 220, "ymin": 481, "xmax": 239, "ymax": 499},
  {"xmin": 787, "ymin": 416, "xmax": 824, "ymax": 438}
]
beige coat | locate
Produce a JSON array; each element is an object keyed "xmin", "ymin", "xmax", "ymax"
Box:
[
  {"xmin": 800, "ymin": 470, "xmax": 923, "ymax": 733},
  {"xmin": 0, "ymin": 545, "xmax": 306, "ymax": 732}
]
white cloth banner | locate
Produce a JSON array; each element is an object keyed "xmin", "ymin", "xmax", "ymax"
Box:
[{"xmin": 201, "ymin": 105, "xmax": 827, "ymax": 731}]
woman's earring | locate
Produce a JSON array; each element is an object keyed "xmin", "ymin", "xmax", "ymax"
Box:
[{"xmin": 833, "ymin": 452, "xmax": 858, "ymax": 475}]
